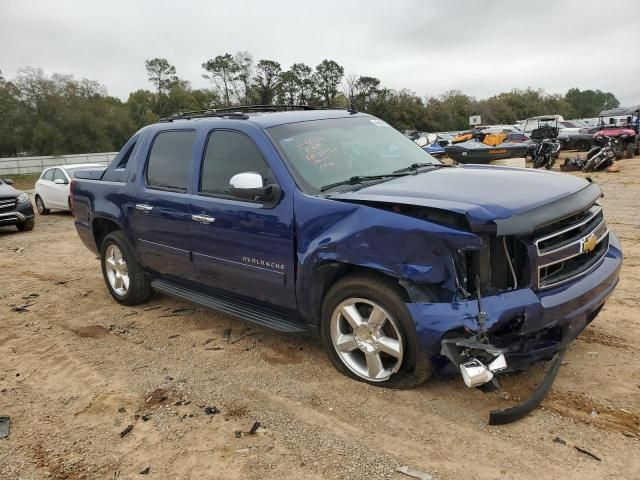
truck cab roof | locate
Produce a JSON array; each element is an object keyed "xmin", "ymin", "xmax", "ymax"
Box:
[{"xmin": 153, "ymin": 107, "xmax": 370, "ymax": 130}]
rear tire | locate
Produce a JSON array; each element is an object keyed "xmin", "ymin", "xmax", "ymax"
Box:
[
  {"xmin": 100, "ymin": 230, "xmax": 151, "ymax": 305},
  {"xmin": 16, "ymin": 219, "xmax": 35, "ymax": 232},
  {"xmin": 35, "ymin": 195, "xmax": 50, "ymax": 215},
  {"xmin": 320, "ymin": 273, "xmax": 428, "ymax": 388},
  {"xmin": 624, "ymin": 142, "xmax": 634, "ymax": 159}
]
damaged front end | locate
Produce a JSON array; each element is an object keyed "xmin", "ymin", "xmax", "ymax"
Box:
[
  {"xmin": 296, "ymin": 178, "xmax": 621, "ymax": 422},
  {"xmin": 412, "ymin": 200, "xmax": 621, "ymax": 422}
]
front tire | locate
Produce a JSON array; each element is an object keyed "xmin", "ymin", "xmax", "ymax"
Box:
[
  {"xmin": 100, "ymin": 231, "xmax": 151, "ymax": 305},
  {"xmin": 35, "ymin": 195, "xmax": 50, "ymax": 215},
  {"xmin": 320, "ymin": 273, "xmax": 425, "ymax": 388},
  {"xmin": 16, "ymin": 219, "xmax": 35, "ymax": 232}
]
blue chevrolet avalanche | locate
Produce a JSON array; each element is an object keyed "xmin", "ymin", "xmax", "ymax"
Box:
[{"xmin": 71, "ymin": 107, "xmax": 621, "ymax": 411}]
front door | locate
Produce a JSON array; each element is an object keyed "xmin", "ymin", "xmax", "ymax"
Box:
[
  {"xmin": 127, "ymin": 129, "xmax": 197, "ymax": 282},
  {"xmin": 189, "ymin": 129, "xmax": 296, "ymax": 310},
  {"xmin": 38, "ymin": 168, "xmax": 68, "ymax": 209},
  {"xmin": 50, "ymin": 168, "xmax": 70, "ymax": 208}
]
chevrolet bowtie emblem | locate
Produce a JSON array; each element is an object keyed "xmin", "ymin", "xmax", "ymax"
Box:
[{"xmin": 581, "ymin": 233, "xmax": 598, "ymax": 253}]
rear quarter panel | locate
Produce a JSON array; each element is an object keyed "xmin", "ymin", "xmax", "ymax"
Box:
[{"xmin": 72, "ymin": 178, "xmax": 132, "ymax": 254}]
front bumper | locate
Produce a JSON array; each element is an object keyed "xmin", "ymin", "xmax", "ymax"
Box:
[
  {"xmin": 0, "ymin": 200, "xmax": 35, "ymax": 227},
  {"xmin": 408, "ymin": 232, "xmax": 622, "ymax": 372}
]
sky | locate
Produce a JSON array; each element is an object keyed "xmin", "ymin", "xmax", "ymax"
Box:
[{"xmin": 1, "ymin": 0, "xmax": 639, "ymax": 105}]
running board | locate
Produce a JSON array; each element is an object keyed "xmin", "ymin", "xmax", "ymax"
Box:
[{"xmin": 150, "ymin": 279, "xmax": 308, "ymax": 334}]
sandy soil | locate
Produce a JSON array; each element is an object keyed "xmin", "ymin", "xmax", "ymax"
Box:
[{"xmin": 1, "ymin": 154, "xmax": 639, "ymax": 480}]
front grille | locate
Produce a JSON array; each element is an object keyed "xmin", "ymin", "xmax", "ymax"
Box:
[
  {"xmin": 0, "ymin": 196, "xmax": 17, "ymax": 213},
  {"xmin": 535, "ymin": 204, "xmax": 609, "ymax": 289}
]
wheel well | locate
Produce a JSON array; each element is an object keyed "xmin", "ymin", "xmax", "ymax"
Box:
[
  {"xmin": 92, "ymin": 218, "xmax": 120, "ymax": 251},
  {"xmin": 309, "ymin": 263, "xmax": 410, "ymax": 325}
]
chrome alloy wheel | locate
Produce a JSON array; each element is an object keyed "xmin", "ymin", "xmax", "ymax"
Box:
[
  {"xmin": 36, "ymin": 196, "xmax": 45, "ymax": 213},
  {"xmin": 330, "ymin": 298, "xmax": 403, "ymax": 382},
  {"xmin": 104, "ymin": 244, "xmax": 129, "ymax": 296}
]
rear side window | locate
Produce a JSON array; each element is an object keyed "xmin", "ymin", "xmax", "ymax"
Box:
[
  {"xmin": 200, "ymin": 130, "xmax": 273, "ymax": 197},
  {"xmin": 116, "ymin": 136, "xmax": 138, "ymax": 170},
  {"xmin": 42, "ymin": 169, "xmax": 54, "ymax": 181},
  {"xmin": 146, "ymin": 130, "xmax": 196, "ymax": 191}
]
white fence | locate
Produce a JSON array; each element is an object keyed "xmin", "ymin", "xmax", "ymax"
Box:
[{"xmin": 0, "ymin": 152, "xmax": 118, "ymax": 175}]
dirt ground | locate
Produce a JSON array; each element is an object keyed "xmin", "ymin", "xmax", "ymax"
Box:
[{"xmin": 1, "ymin": 153, "xmax": 639, "ymax": 480}]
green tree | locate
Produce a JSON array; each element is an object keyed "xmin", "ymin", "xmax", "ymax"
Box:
[
  {"xmin": 254, "ymin": 60, "xmax": 281, "ymax": 105},
  {"xmin": 233, "ymin": 51, "xmax": 254, "ymax": 105},
  {"xmin": 144, "ymin": 58, "xmax": 178, "ymax": 95},
  {"xmin": 314, "ymin": 59, "xmax": 344, "ymax": 106},
  {"xmin": 291, "ymin": 63, "xmax": 314, "ymax": 104},
  {"xmin": 354, "ymin": 76, "xmax": 381, "ymax": 110},
  {"xmin": 202, "ymin": 54, "xmax": 240, "ymax": 107},
  {"xmin": 278, "ymin": 70, "xmax": 299, "ymax": 105},
  {"xmin": 127, "ymin": 89, "xmax": 158, "ymax": 129},
  {"xmin": 565, "ymin": 88, "xmax": 619, "ymax": 117},
  {"xmin": 0, "ymin": 75, "xmax": 23, "ymax": 156}
]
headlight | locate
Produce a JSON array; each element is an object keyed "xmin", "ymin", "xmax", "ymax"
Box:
[{"xmin": 17, "ymin": 193, "xmax": 29, "ymax": 203}]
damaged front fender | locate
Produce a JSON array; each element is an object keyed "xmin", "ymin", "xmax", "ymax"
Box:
[{"xmin": 294, "ymin": 191, "xmax": 483, "ymax": 323}]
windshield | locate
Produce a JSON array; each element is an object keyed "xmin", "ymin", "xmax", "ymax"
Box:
[{"xmin": 267, "ymin": 116, "xmax": 439, "ymax": 193}]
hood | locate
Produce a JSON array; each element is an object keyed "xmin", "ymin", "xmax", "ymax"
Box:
[
  {"xmin": 330, "ymin": 165, "xmax": 601, "ymax": 235},
  {"xmin": 596, "ymin": 127, "xmax": 636, "ymax": 137},
  {"xmin": 0, "ymin": 181, "xmax": 22, "ymax": 197}
]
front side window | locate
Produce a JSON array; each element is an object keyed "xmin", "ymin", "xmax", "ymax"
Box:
[
  {"xmin": 200, "ymin": 130, "xmax": 274, "ymax": 198},
  {"xmin": 53, "ymin": 168, "xmax": 68, "ymax": 183},
  {"xmin": 42, "ymin": 169, "xmax": 55, "ymax": 181},
  {"xmin": 266, "ymin": 117, "xmax": 438, "ymax": 193},
  {"xmin": 146, "ymin": 130, "xmax": 196, "ymax": 191}
]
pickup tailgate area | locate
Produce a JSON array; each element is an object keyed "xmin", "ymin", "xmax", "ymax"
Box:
[{"xmin": 71, "ymin": 169, "xmax": 125, "ymax": 254}]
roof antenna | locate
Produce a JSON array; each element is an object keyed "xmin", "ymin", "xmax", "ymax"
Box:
[{"xmin": 347, "ymin": 102, "xmax": 358, "ymax": 114}]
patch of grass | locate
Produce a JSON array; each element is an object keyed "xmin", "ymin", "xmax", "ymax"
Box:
[{"xmin": 2, "ymin": 173, "xmax": 40, "ymax": 191}]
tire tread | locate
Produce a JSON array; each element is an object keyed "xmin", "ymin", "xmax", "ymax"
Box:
[{"xmin": 101, "ymin": 230, "xmax": 151, "ymax": 305}]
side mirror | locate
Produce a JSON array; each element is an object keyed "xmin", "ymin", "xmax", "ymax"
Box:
[
  {"xmin": 3, "ymin": 178, "xmax": 14, "ymax": 185},
  {"xmin": 54, "ymin": 178, "xmax": 68, "ymax": 185},
  {"xmin": 415, "ymin": 137, "xmax": 428, "ymax": 147},
  {"xmin": 229, "ymin": 172, "xmax": 280, "ymax": 202}
]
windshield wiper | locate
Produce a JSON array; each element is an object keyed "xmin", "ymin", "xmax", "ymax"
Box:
[
  {"xmin": 320, "ymin": 173, "xmax": 407, "ymax": 192},
  {"xmin": 392, "ymin": 162, "xmax": 451, "ymax": 173}
]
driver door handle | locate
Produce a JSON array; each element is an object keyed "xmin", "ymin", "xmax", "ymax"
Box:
[
  {"xmin": 192, "ymin": 214, "xmax": 215, "ymax": 225},
  {"xmin": 135, "ymin": 203, "xmax": 153, "ymax": 212}
]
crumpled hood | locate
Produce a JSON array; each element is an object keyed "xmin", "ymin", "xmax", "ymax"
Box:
[{"xmin": 330, "ymin": 164, "xmax": 601, "ymax": 235}]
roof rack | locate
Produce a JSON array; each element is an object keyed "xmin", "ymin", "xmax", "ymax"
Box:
[
  {"xmin": 159, "ymin": 110, "xmax": 249, "ymax": 122},
  {"xmin": 159, "ymin": 104, "xmax": 357, "ymax": 122}
]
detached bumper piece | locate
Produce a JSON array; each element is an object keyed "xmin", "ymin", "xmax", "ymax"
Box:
[
  {"xmin": 460, "ymin": 354, "xmax": 507, "ymax": 388},
  {"xmin": 441, "ymin": 336, "xmax": 567, "ymax": 424},
  {"xmin": 489, "ymin": 349, "xmax": 565, "ymax": 425}
]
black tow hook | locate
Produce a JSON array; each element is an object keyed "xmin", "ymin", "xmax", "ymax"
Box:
[{"xmin": 488, "ymin": 348, "xmax": 566, "ymax": 425}]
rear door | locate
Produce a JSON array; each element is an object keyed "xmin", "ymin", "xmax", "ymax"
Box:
[
  {"xmin": 127, "ymin": 129, "xmax": 198, "ymax": 281},
  {"xmin": 189, "ymin": 129, "xmax": 296, "ymax": 310}
]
